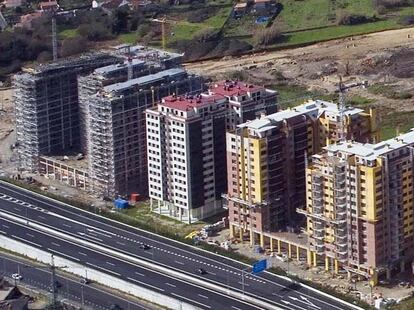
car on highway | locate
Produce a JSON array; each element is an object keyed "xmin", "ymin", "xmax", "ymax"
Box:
[
  {"xmin": 196, "ymin": 268, "xmax": 207, "ymax": 275},
  {"xmin": 80, "ymin": 277, "xmax": 90, "ymax": 284},
  {"xmin": 139, "ymin": 243, "xmax": 150, "ymax": 250},
  {"xmin": 11, "ymin": 273, "xmax": 22, "ymax": 280},
  {"xmin": 110, "ymin": 304, "xmax": 122, "ymax": 310}
]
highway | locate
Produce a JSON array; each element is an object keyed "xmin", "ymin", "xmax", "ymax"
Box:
[
  {"xmin": 0, "ymin": 181, "xmax": 362, "ymax": 310},
  {"xmin": 0, "ymin": 253, "xmax": 152, "ymax": 310}
]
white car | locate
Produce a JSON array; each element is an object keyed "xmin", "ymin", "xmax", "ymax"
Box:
[{"xmin": 11, "ymin": 273, "xmax": 22, "ymax": 280}]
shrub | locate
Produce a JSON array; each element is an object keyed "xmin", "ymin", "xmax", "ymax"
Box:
[
  {"xmin": 253, "ymin": 24, "xmax": 282, "ymax": 47},
  {"xmin": 399, "ymin": 15, "xmax": 414, "ymax": 25},
  {"xmin": 373, "ymin": 0, "xmax": 409, "ymax": 9},
  {"xmin": 336, "ymin": 11, "xmax": 373, "ymax": 25},
  {"xmin": 193, "ymin": 28, "xmax": 220, "ymax": 42}
]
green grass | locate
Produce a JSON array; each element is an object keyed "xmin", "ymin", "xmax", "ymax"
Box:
[
  {"xmin": 118, "ymin": 32, "xmax": 139, "ymax": 44},
  {"xmin": 347, "ymin": 95, "xmax": 375, "ymax": 106},
  {"xmin": 59, "ymin": 28, "xmax": 79, "ymax": 39},
  {"xmin": 169, "ymin": 6, "xmax": 232, "ymax": 43},
  {"xmin": 379, "ymin": 111, "xmax": 414, "ymax": 140},
  {"xmin": 368, "ymin": 84, "xmax": 412, "ymax": 100},
  {"xmin": 282, "ymin": 19, "xmax": 398, "ymax": 46}
]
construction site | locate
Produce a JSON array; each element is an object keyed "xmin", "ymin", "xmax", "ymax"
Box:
[{"xmin": 11, "ymin": 44, "xmax": 203, "ymax": 200}]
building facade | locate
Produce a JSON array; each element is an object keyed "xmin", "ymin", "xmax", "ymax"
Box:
[
  {"xmin": 302, "ymin": 130, "xmax": 414, "ymax": 282},
  {"xmin": 226, "ymin": 100, "xmax": 379, "ymax": 245},
  {"xmin": 85, "ymin": 68, "xmax": 203, "ymax": 199},
  {"xmin": 14, "ymin": 54, "xmax": 119, "ymax": 172},
  {"xmin": 146, "ymin": 94, "xmax": 228, "ymax": 222},
  {"xmin": 146, "ymin": 82, "xmax": 279, "ymax": 222}
]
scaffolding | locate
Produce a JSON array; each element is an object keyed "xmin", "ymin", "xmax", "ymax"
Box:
[
  {"xmin": 82, "ymin": 63, "xmax": 203, "ymax": 199},
  {"xmin": 14, "ymin": 53, "xmax": 120, "ymax": 172}
]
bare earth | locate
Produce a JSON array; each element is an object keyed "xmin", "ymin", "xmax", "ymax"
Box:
[{"xmin": 185, "ymin": 27, "xmax": 414, "ymax": 111}]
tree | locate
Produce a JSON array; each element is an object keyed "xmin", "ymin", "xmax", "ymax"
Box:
[
  {"xmin": 60, "ymin": 37, "xmax": 88, "ymax": 57},
  {"xmin": 253, "ymin": 24, "xmax": 282, "ymax": 47}
]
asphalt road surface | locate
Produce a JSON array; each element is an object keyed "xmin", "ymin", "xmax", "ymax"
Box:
[
  {"xmin": 0, "ymin": 253, "xmax": 150, "ymax": 310},
  {"xmin": 0, "ymin": 181, "xmax": 362, "ymax": 310}
]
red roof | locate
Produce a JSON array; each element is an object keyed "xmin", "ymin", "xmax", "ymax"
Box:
[
  {"xmin": 161, "ymin": 94, "xmax": 226, "ymax": 112},
  {"xmin": 210, "ymin": 80, "xmax": 263, "ymax": 97}
]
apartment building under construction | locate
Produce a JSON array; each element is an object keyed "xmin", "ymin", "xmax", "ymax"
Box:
[
  {"xmin": 301, "ymin": 129, "xmax": 414, "ymax": 282},
  {"xmin": 82, "ymin": 58, "xmax": 203, "ymax": 198},
  {"xmin": 14, "ymin": 53, "xmax": 120, "ymax": 172},
  {"xmin": 146, "ymin": 83, "xmax": 278, "ymax": 222},
  {"xmin": 225, "ymin": 100, "xmax": 378, "ymax": 245}
]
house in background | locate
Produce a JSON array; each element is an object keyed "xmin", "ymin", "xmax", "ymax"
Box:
[
  {"xmin": 4, "ymin": 0, "xmax": 26, "ymax": 8},
  {"xmin": 233, "ymin": 2, "xmax": 247, "ymax": 18}
]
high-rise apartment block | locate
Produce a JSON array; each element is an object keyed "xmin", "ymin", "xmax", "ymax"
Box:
[
  {"xmin": 14, "ymin": 54, "xmax": 119, "ymax": 172},
  {"xmin": 84, "ymin": 67, "xmax": 203, "ymax": 198},
  {"xmin": 14, "ymin": 45, "xmax": 202, "ymax": 199},
  {"xmin": 225, "ymin": 100, "xmax": 378, "ymax": 244},
  {"xmin": 301, "ymin": 130, "xmax": 414, "ymax": 281},
  {"xmin": 146, "ymin": 82, "xmax": 278, "ymax": 222},
  {"xmin": 208, "ymin": 80, "xmax": 278, "ymax": 129}
]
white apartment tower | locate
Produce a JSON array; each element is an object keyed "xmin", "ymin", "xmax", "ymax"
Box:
[{"xmin": 146, "ymin": 94, "xmax": 228, "ymax": 223}]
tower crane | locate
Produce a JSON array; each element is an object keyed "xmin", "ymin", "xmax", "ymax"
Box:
[
  {"xmin": 335, "ymin": 76, "xmax": 368, "ymax": 141},
  {"xmin": 151, "ymin": 16, "xmax": 177, "ymax": 50}
]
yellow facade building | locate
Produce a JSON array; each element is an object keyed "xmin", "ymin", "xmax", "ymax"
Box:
[
  {"xmin": 301, "ymin": 130, "xmax": 414, "ymax": 282},
  {"xmin": 225, "ymin": 99, "xmax": 378, "ymax": 247}
]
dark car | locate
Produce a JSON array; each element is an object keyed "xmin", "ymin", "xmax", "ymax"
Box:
[
  {"xmin": 139, "ymin": 244, "xmax": 150, "ymax": 250},
  {"xmin": 196, "ymin": 268, "xmax": 207, "ymax": 275},
  {"xmin": 110, "ymin": 304, "xmax": 122, "ymax": 310}
]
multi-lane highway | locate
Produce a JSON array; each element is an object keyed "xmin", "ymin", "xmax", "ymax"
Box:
[
  {"xmin": 0, "ymin": 253, "xmax": 151, "ymax": 310},
  {"xmin": 0, "ymin": 180, "xmax": 362, "ymax": 310}
]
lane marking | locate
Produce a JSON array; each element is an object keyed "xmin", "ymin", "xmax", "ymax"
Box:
[
  {"xmin": 51, "ymin": 242, "xmax": 61, "ymax": 247},
  {"xmin": 106, "ymin": 261, "xmax": 115, "ymax": 266},
  {"xmin": 11, "ymin": 235, "xmax": 42, "ymax": 248},
  {"xmin": 174, "ymin": 260, "xmax": 184, "ymax": 265},
  {"xmin": 171, "ymin": 293, "xmax": 211, "ymax": 309},
  {"xmin": 134, "ymin": 271, "xmax": 145, "ymax": 277},
  {"xmin": 78, "ymin": 252, "xmax": 88, "ymax": 256},
  {"xmin": 47, "ymin": 248, "xmax": 80, "ymax": 262},
  {"xmin": 165, "ymin": 282, "xmax": 176, "ymax": 288},
  {"xmin": 198, "ymin": 294, "xmax": 209, "ymax": 299},
  {"xmin": 127, "ymin": 277, "xmax": 165, "ymax": 292}
]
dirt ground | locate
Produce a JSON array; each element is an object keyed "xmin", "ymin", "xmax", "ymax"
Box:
[
  {"xmin": 185, "ymin": 26, "xmax": 414, "ymax": 111},
  {"xmin": 211, "ymin": 228, "xmax": 414, "ymax": 305},
  {"xmin": 0, "ymin": 88, "xmax": 18, "ymax": 175}
]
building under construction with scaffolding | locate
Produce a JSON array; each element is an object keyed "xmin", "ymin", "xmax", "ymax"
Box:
[
  {"xmin": 14, "ymin": 53, "xmax": 120, "ymax": 172},
  {"xmin": 79, "ymin": 45, "xmax": 203, "ymax": 198},
  {"xmin": 14, "ymin": 44, "xmax": 202, "ymax": 198},
  {"xmin": 225, "ymin": 100, "xmax": 379, "ymax": 246}
]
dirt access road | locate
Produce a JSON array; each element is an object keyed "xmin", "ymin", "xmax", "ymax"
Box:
[{"xmin": 185, "ymin": 27, "xmax": 414, "ymax": 99}]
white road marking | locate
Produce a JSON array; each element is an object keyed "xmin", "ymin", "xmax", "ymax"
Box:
[
  {"xmin": 106, "ymin": 261, "xmax": 115, "ymax": 266},
  {"xmin": 87, "ymin": 262, "xmax": 120, "ymax": 276},
  {"xmin": 174, "ymin": 260, "xmax": 184, "ymax": 265},
  {"xmin": 127, "ymin": 277, "xmax": 164, "ymax": 292},
  {"xmin": 12, "ymin": 235, "xmax": 42, "ymax": 248},
  {"xmin": 134, "ymin": 271, "xmax": 145, "ymax": 277},
  {"xmin": 62, "ymin": 224, "xmax": 72, "ymax": 228},
  {"xmin": 47, "ymin": 248, "xmax": 80, "ymax": 262},
  {"xmin": 51, "ymin": 242, "xmax": 61, "ymax": 247},
  {"xmin": 38, "ymin": 215, "xmax": 46, "ymax": 220},
  {"xmin": 78, "ymin": 252, "xmax": 88, "ymax": 256},
  {"xmin": 198, "ymin": 294, "xmax": 209, "ymax": 299},
  {"xmin": 171, "ymin": 293, "xmax": 211, "ymax": 309},
  {"xmin": 231, "ymin": 307, "xmax": 242, "ymax": 310},
  {"xmin": 2, "ymin": 224, "xmax": 9, "ymax": 229},
  {"xmin": 165, "ymin": 282, "xmax": 176, "ymax": 288},
  {"xmin": 116, "ymin": 241, "xmax": 126, "ymax": 246}
]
